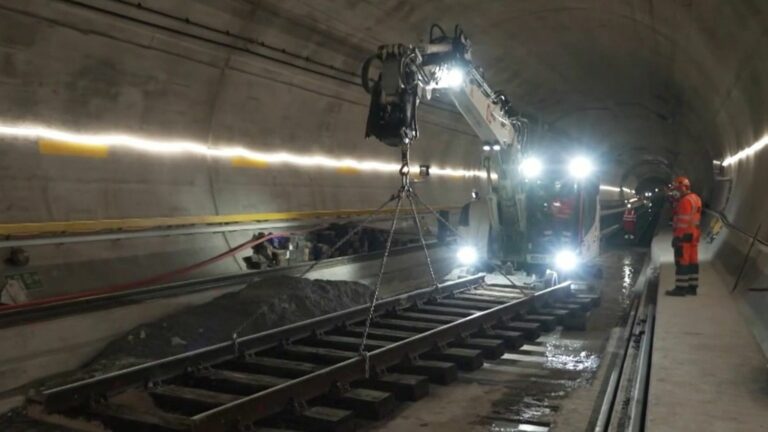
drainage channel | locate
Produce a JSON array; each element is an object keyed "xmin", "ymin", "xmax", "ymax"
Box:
[
  {"xmin": 592, "ymin": 257, "xmax": 658, "ymax": 432},
  {"xmin": 19, "ymin": 276, "xmax": 600, "ymax": 432}
]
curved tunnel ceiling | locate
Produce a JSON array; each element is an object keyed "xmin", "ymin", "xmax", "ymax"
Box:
[
  {"xmin": 358, "ymin": 0, "xmax": 757, "ymax": 196},
  {"xmin": 265, "ymin": 0, "xmax": 764, "ymax": 198}
]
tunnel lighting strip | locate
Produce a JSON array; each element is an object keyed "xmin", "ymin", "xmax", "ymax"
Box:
[
  {"xmin": 0, "ymin": 123, "xmax": 485, "ymax": 178},
  {"xmin": 0, "ymin": 122, "xmax": 630, "ymax": 192},
  {"xmin": 600, "ymin": 185, "xmax": 633, "ymax": 193},
  {"xmin": 722, "ymin": 135, "xmax": 768, "ymax": 167}
]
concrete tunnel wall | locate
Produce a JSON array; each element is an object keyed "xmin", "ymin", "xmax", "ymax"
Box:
[
  {"xmin": 0, "ymin": 1, "xmax": 486, "ymax": 296},
  {"xmin": 1, "ymin": 0, "xmax": 768, "ymax": 321}
]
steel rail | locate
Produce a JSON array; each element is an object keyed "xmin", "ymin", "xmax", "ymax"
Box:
[
  {"xmin": 592, "ymin": 256, "xmax": 654, "ymax": 432},
  {"xmin": 592, "ymin": 296, "xmax": 640, "ymax": 431},
  {"xmin": 628, "ymin": 305, "xmax": 654, "ymax": 432},
  {"xmin": 32, "ymin": 275, "xmax": 484, "ymax": 411}
]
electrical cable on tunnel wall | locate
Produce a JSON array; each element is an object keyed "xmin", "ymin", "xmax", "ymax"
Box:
[{"xmin": 0, "ymin": 231, "xmax": 295, "ymax": 313}]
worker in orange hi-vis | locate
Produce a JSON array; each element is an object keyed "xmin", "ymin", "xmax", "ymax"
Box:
[
  {"xmin": 622, "ymin": 206, "xmax": 637, "ymax": 239},
  {"xmin": 666, "ymin": 176, "xmax": 703, "ymax": 296}
]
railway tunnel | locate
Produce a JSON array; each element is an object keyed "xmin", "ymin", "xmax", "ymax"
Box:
[{"xmin": 0, "ymin": 1, "xmax": 766, "ymax": 431}]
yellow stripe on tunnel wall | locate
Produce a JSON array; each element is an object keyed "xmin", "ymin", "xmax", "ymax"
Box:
[
  {"xmin": 231, "ymin": 156, "xmax": 270, "ymax": 168},
  {"xmin": 335, "ymin": 166, "xmax": 361, "ymax": 175},
  {"xmin": 38, "ymin": 139, "xmax": 109, "ymax": 158}
]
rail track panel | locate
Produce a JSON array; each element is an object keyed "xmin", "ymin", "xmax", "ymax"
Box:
[{"xmin": 29, "ymin": 276, "xmax": 599, "ymax": 432}]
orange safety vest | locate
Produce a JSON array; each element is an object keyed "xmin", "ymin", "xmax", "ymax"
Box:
[
  {"xmin": 623, "ymin": 208, "xmax": 637, "ymax": 222},
  {"xmin": 673, "ymin": 192, "xmax": 702, "ymax": 240}
]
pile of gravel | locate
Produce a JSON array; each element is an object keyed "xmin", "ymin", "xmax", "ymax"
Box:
[{"xmin": 72, "ymin": 276, "xmax": 372, "ymax": 379}]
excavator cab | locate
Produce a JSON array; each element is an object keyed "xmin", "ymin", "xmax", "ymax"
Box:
[{"xmin": 523, "ymin": 171, "xmax": 600, "ymax": 277}]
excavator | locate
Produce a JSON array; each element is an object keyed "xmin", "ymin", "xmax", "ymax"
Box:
[{"xmin": 361, "ymin": 25, "xmax": 600, "ymax": 285}]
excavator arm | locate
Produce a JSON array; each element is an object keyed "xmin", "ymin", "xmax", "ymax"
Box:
[{"xmin": 361, "ymin": 24, "xmax": 529, "ymax": 259}]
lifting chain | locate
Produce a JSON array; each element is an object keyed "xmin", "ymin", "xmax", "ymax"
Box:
[
  {"xmin": 359, "ymin": 182, "xmax": 403, "ymax": 377},
  {"xmin": 410, "ymin": 189, "xmax": 530, "ymax": 294}
]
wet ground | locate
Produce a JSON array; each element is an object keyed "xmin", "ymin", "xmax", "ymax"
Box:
[{"xmin": 368, "ymin": 247, "xmax": 647, "ymax": 432}]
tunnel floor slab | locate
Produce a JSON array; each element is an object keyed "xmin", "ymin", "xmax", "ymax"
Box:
[{"xmin": 648, "ymin": 262, "xmax": 768, "ymax": 431}]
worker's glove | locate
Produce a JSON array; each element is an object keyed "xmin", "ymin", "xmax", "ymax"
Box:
[
  {"xmin": 681, "ymin": 233, "xmax": 694, "ymax": 243},
  {"xmin": 671, "ymin": 237, "xmax": 682, "ymax": 248}
]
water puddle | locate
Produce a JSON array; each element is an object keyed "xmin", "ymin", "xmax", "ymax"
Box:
[
  {"xmin": 543, "ymin": 335, "xmax": 600, "ymax": 373},
  {"xmin": 483, "ymin": 250, "xmax": 646, "ymax": 431}
]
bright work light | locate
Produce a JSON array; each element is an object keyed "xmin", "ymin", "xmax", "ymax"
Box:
[{"xmin": 519, "ymin": 157, "xmax": 543, "ymax": 179}]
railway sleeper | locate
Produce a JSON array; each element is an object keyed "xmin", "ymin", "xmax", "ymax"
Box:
[
  {"xmin": 554, "ymin": 299, "xmax": 593, "ymax": 313},
  {"xmin": 189, "ymin": 369, "xmax": 290, "ymax": 395},
  {"xmin": 353, "ymin": 373, "xmax": 429, "ymax": 401},
  {"xmin": 295, "ymin": 406, "xmax": 355, "ymax": 432},
  {"xmin": 421, "ymin": 347, "xmax": 484, "ymax": 371},
  {"xmin": 435, "ymin": 296, "xmax": 501, "ymax": 312},
  {"xmin": 149, "ymin": 384, "xmax": 239, "ymax": 415},
  {"xmin": 316, "ymin": 388, "xmax": 397, "ymax": 420},
  {"xmin": 451, "ymin": 337, "xmax": 506, "ymax": 360},
  {"xmin": 391, "ymin": 359, "xmax": 457, "ymax": 385},
  {"xmin": 280, "ymin": 345, "xmax": 357, "ymax": 364},
  {"xmin": 496, "ymin": 321, "xmax": 542, "ymax": 341},
  {"xmin": 225, "ymin": 356, "xmax": 324, "ymax": 378},
  {"xmin": 521, "ymin": 314, "xmax": 558, "ymax": 332},
  {"xmin": 562, "ymin": 310, "xmax": 591, "ymax": 331},
  {"xmin": 477, "ymin": 328, "xmax": 526, "ymax": 350},
  {"xmin": 88, "ymin": 403, "xmax": 193, "ymax": 432},
  {"xmin": 436, "ymin": 298, "xmax": 498, "ymax": 310},
  {"xmin": 533, "ymin": 308, "xmax": 572, "ymax": 325},
  {"xmin": 573, "ymin": 293, "xmax": 601, "ymax": 307}
]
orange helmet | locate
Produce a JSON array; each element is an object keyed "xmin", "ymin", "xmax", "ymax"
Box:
[{"xmin": 672, "ymin": 176, "xmax": 691, "ymax": 192}]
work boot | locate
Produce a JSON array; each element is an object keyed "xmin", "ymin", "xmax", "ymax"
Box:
[{"xmin": 665, "ymin": 287, "xmax": 688, "ymax": 296}]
